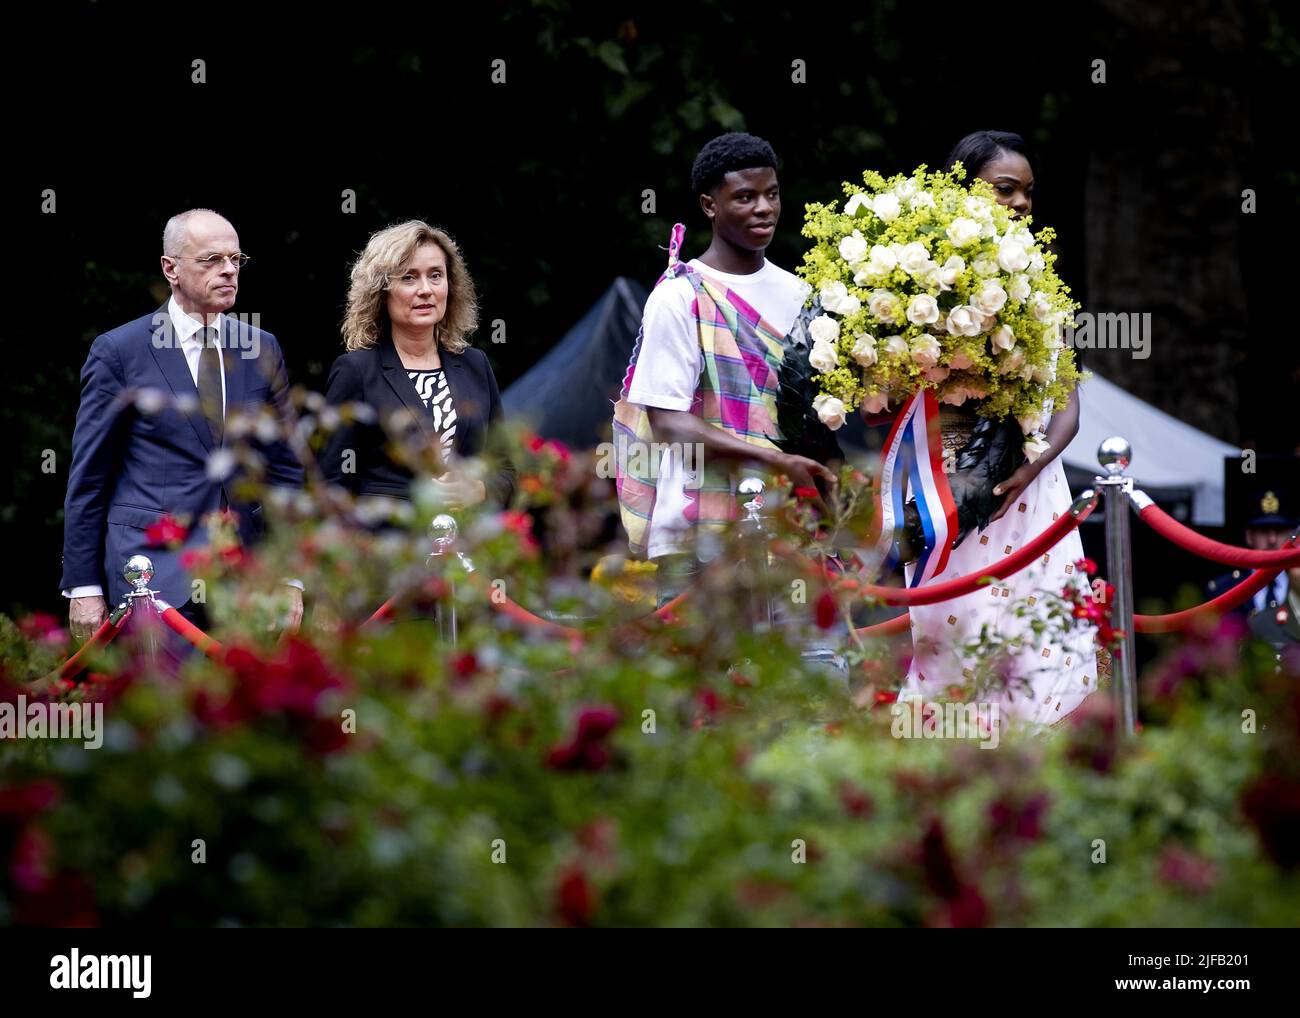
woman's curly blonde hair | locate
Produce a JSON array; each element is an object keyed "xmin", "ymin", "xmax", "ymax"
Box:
[{"xmin": 342, "ymin": 220, "xmax": 478, "ymax": 354}]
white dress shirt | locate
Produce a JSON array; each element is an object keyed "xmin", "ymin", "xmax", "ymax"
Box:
[
  {"xmin": 1254, "ymin": 573, "xmax": 1290, "ymax": 615},
  {"xmin": 171, "ymin": 294, "xmax": 227, "ymax": 415}
]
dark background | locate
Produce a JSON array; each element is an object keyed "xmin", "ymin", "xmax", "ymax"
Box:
[{"xmin": 6, "ymin": 0, "xmax": 1298, "ymax": 617}]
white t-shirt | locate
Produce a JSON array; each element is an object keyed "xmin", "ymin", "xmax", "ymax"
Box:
[{"xmin": 625, "ymin": 257, "xmax": 809, "ymax": 560}]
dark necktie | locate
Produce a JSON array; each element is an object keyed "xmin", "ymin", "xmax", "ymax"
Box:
[{"xmin": 197, "ymin": 326, "xmax": 224, "ymax": 446}]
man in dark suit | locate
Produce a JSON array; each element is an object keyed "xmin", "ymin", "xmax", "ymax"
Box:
[
  {"xmin": 1207, "ymin": 489, "xmax": 1298, "ymax": 649},
  {"xmin": 61, "ymin": 209, "xmax": 305, "ymax": 640}
]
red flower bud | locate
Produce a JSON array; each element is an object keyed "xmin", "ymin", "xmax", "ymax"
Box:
[
  {"xmin": 814, "ymin": 591, "xmax": 838, "ymax": 629},
  {"xmin": 145, "ymin": 513, "xmax": 189, "ymax": 548}
]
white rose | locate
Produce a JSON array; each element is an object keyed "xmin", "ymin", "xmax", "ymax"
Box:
[
  {"xmin": 910, "ymin": 335, "xmax": 942, "ymax": 368},
  {"xmin": 945, "ymin": 305, "xmax": 982, "ymax": 337},
  {"xmin": 1007, "ymin": 273, "xmax": 1031, "ymax": 302},
  {"xmin": 862, "ymin": 392, "xmax": 891, "ymax": 414},
  {"xmin": 1028, "ymin": 250, "xmax": 1046, "ymax": 276},
  {"xmin": 996, "ymin": 238, "xmax": 1031, "ymax": 274},
  {"xmin": 1043, "ymin": 322, "xmax": 1062, "ymax": 349},
  {"xmin": 867, "ymin": 244, "xmax": 898, "ymax": 273},
  {"xmin": 946, "ymin": 217, "xmax": 982, "ymax": 247},
  {"xmin": 809, "ymin": 339, "xmax": 839, "ymax": 373},
  {"xmin": 972, "ymin": 255, "xmax": 1000, "ymax": 277},
  {"xmin": 972, "ymin": 279, "xmax": 1008, "ymax": 315},
  {"xmin": 940, "ymin": 386, "xmax": 970, "ymax": 406},
  {"xmin": 1017, "ymin": 410, "xmax": 1047, "ymax": 435},
  {"xmin": 948, "ymin": 350, "xmax": 974, "ymax": 370},
  {"xmin": 1031, "ymin": 364, "xmax": 1054, "ymax": 384},
  {"xmin": 937, "ymin": 255, "xmax": 965, "ymax": 291},
  {"xmin": 819, "ymin": 280, "xmax": 860, "ymax": 316},
  {"xmin": 990, "ymin": 325, "xmax": 1016, "ymax": 352},
  {"xmin": 1023, "ymin": 433, "xmax": 1051, "ymax": 464},
  {"xmin": 906, "ymin": 293, "xmax": 940, "ymax": 325},
  {"xmin": 964, "ymin": 196, "xmax": 994, "ymax": 220},
  {"xmin": 808, "ymin": 314, "xmax": 841, "ymax": 345},
  {"xmin": 820, "ymin": 279, "xmax": 848, "ymax": 309},
  {"xmin": 894, "ymin": 177, "xmax": 919, "ymax": 201},
  {"xmin": 896, "ymin": 242, "xmax": 931, "ymax": 277},
  {"xmin": 813, "ymin": 394, "xmax": 848, "ymax": 431},
  {"xmin": 923, "ymin": 365, "xmax": 951, "ymax": 383},
  {"xmin": 850, "ymin": 332, "xmax": 878, "ymax": 367},
  {"xmin": 867, "ymin": 290, "xmax": 904, "ymax": 325},
  {"xmin": 857, "ymin": 245, "xmax": 897, "ymax": 284},
  {"xmin": 844, "ymin": 193, "xmax": 871, "ymax": 217},
  {"xmin": 1029, "ymin": 292, "xmax": 1052, "ymax": 322},
  {"xmin": 872, "ymin": 193, "xmax": 901, "ymax": 222},
  {"xmin": 910, "ymin": 191, "xmax": 936, "ymax": 209},
  {"xmin": 883, "ymin": 335, "xmax": 910, "ymax": 357},
  {"xmin": 838, "ymin": 230, "xmax": 869, "ymax": 266}
]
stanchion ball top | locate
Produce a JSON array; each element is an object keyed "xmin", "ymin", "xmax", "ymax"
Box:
[
  {"xmin": 1097, "ymin": 436, "xmax": 1132, "ymax": 476},
  {"xmin": 124, "ymin": 554, "xmax": 155, "ymax": 591}
]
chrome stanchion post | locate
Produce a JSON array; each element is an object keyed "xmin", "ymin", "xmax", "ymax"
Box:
[
  {"xmin": 1095, "ymin": 437, "xmax": 1138, "ymax": 738},
  {"xmin": 428, "ymin": 514, "xmax": 459, "ymax": 647},
  {"xmin": 123, "ymin": 554, "xmax": 162, "ymax": 663},
  {"xmin": 736, "ymin": 476, "xmax": 775, "ymax": 631}
]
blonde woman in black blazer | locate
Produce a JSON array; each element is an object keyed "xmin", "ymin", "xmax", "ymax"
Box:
[{"xmin": 323, "ymin": 221, "xmax": 514, "ymax": 507}]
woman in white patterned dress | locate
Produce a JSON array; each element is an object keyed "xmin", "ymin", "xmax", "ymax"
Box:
[{"xmin": 898, "ymin": 132, "xmax": 1100, "ymax": 726}]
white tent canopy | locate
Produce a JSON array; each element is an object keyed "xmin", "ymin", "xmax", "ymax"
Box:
[{"xmin": 1060, "ymin": 371, "xmax": 1239, "ymax": 526}]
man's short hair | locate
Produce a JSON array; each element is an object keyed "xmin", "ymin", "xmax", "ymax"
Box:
[
  {"xmin": 690, "ymin": 133, "xmax": 779, "ymax": 197},
  {"xmin": 162, "ymin": 208, "xmax": 225, "ymax": 257}
]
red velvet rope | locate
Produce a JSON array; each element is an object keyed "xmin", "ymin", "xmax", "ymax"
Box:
[
  {"xmin": 853, "ymin": 613, "xmax": 911, "ymax": 638},
  {"xmin": 46, "ymin": 608, "xmax": 131, "ymax": 684},
  {"xmin": 487, "ymin": 588, "xmax": 584, "ymax": 639},
  {"xmin": 1137, "ymin": 503, "xmax": 1300, "ymax": 568},
  {"xmin": 362, "ymin": 597, "xmax": 397, "ymax": 628},
  {"xmin": 1133, "ymin": 535, "xmax": 1297, "ymax": 633},
  {"xmin": 854, "ymin": 535, "xmax": 1297, "ymax": 637},
  {"xmin": 363, "ymin": 499, "xmax": 1089, "ymax": 637},
  {"xmin": 851, "ymin": 500, "xmax": 1095, "ymax": 606},
  {"xmin": 364, "ymin": 558, "xmax": 696, "ymax": 637},
  {"xmin": 160, "ymin": 606, "xmax": 224, "ymax": 659}
]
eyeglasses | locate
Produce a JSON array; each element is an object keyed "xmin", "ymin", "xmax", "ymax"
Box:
[{"xmin": 175, "ymin": 252, "xmax": 251, "ymax": 269}]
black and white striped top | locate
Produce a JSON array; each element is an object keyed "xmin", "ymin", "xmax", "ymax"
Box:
[{"xmin": 407, "ymin": 369, "xmax": 458, "ymax": 456}]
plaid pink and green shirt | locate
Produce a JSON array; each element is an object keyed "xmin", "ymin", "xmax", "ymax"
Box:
[{"xmin": 612, "ymin": 224, "xmax": 788, "ymax": 557}]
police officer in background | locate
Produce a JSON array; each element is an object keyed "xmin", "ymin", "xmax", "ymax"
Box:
[{"xmin": 1207, "ymin": 489, "xmax": 1299, "ymax": 649}]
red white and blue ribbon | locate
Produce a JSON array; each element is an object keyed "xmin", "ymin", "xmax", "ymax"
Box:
[{"xmin": 873, "ymin": 389, "xmax": 959, "ymax": 587}]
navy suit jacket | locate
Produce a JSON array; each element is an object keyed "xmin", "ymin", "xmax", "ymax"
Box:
[{"xmin": 60, "ymin": 305, "xmax": 304, "ymax": 607}]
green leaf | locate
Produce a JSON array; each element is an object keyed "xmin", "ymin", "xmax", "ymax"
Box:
[{"xmin": 594, "ymin": 40, "xmax": 629, "ymax": 75}]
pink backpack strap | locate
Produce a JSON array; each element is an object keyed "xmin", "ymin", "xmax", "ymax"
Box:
[{"xmin": 657, "ymin": 223, "xmax": 688, "ymax": 284}]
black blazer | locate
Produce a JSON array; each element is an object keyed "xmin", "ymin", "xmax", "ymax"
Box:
[{"xmin": 321, "ymin": 336, "xmax": 515, "ymax": 505}]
